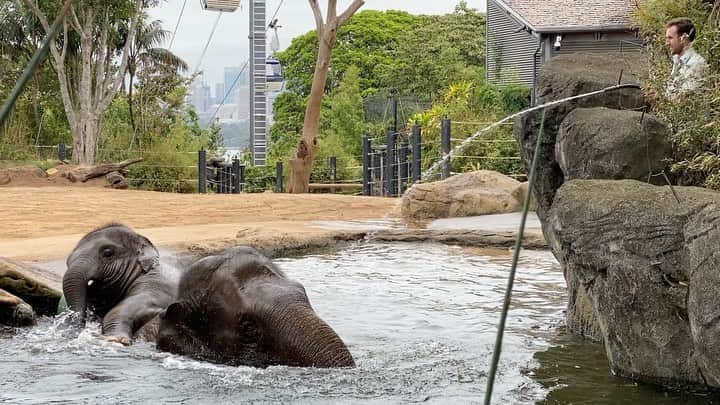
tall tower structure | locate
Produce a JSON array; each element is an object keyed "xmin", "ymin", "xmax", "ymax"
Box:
[{"xmin": 249, "ymin": 1, "xmax": 267, "ymax": 166}]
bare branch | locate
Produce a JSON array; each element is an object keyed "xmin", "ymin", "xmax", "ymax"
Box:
[
  {"xmin": 22, "ymin": 0, "xmax": 51, "ymax": 30},
  {"xmin": 60, "ymin": 19, "xmax": 68, "ymax": 62},
  {"xmin": 99, "ymin": 0, "xmax": 142, "ymax": 112},
  {"xmin": 337, "ymin": 0, "xmax": 364, "ymax": 27},
  {"xmin": 22, "ymin": 0, "xmax": 77, "ymax": 126},
  {"xmin": 94, "ymin": 10, "xmax": 110, "ymax": 108},
  {"xmin": 23, "ymin": 0, "xmax": 61, "ymax": 63},
  {"xmin": 327, "ymin": 0, "xmax": 337, "ymax": 23},
  {"xmin": 78, "ymin": 8, "xmax": 95, "ymax": 116},
  {"xmin": 68, "ymin": 6, "xmax": 84, "ymax": 37},
  {"xmin": 308, "ymin": 0, "xmax": 325, "ymax": 37}
]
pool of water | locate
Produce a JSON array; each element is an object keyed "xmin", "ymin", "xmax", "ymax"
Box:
[{"xmin": 4, "ymin": 241, "xmax": 705, "ymax": 404}]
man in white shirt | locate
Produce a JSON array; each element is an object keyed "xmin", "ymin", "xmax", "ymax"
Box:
[{"xmin": 663, "ymin": 17, "xmax": 707, "ymax": 97}]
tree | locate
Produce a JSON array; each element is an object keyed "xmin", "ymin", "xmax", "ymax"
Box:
[
  {"xmin": 0, "ymin": 0, "xmax": 71, "ymax": 148},
  {"xmin": 277, "ymin": 9, "xmax": 419, "ymax": 97},
  {"xmin": 23, "ymin": 0, "xmax": 148, "ymax": 165},
  {"xmin": 383, "ymin": 2, "xmax": 487, "ymax": 99},
  {"xmin": 126, "ymin": 15, "xmax": 187, "ymax": 138},
  {"xmin": 287, "ymin": 0, "xmax": 365, "ymax": 193}
]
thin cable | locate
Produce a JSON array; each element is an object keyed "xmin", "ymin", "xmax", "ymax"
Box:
[
  {"xmin": 193, "ymin": 11, "xmax": 223, "ymax": 75},
  {"xmin": 483, "ymin": 109, "xmax": 546, "ymax": 405},
  {"xmin": 268, "ymin": 0, "xmax": 284, "ymax": 28},
  {"xmin": 205, "ymin": 0, "xmax": 286, "ymax": 127},
  {"xmin": 168, "ymin": 0, "xmax": 188, "ymax": 50}
]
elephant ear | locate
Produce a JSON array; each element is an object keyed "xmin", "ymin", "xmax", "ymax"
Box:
[
  {"xmin": 160, "ymin": 302, "xmax": 190, "ymax": 323},
  {"xmin": 137, "ymin": 236, "xmax": 159, "ymax": 273}
]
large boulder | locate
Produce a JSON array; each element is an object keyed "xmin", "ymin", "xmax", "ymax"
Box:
[
  {"xmin": 556, "ymin": 108, "xmax": 671, "ymax": 182},
  {"xmin": 514, "ymin": 52, "xmax": 652, "ymax": 340},
  {"xmin": 515, "ymin": 52, "xmax": 646, "ymax": 229},
  {"xmin": 400, "ymin": 170, "xmax": 523, "ymax": 220},
  {"xmin": 550, "ymin": 179, "xmax": 720, "ymax": 390},
  {"xmin": 0, "ymin": 288, "xmax": 36, "ymax": 326},
  {"xmin": 0, "ymin": 258, "xmax": 62, "ymax": 317}
]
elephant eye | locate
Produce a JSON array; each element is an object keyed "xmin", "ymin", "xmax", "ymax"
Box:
[{"xmin": 101, "ymin": 247, "xmax": 115, "ymax": 258}]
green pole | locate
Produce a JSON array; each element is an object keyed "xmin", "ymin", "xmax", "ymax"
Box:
[
  {"xmin": 483, "ymin": 109, "xmax": 546, "ymax": 405},
  {"xmin": 0, "ymin": 1, "xmax": 73, "ymax": 129}
]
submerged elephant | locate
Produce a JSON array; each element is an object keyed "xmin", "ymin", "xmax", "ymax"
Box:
[
  {"xmin": 63, "ymin": 224, "xmax": 182, "ymax": 345},
  {"xmin": 156, "ymin": 246, "xmax": 355, "ymax": 368}
]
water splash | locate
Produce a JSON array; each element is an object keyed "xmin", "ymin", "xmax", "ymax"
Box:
[{"xmin": 419, "ymin": 83, "xmax": 641, "ymax": 184}]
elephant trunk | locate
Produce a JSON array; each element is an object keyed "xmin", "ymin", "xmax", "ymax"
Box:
[
  {"xmin": 62, "ymin": 263, "xmax": 90, "ymax": 323},
  {"xmin": 265, "ymin": 303, "xmax": 355, "ymax": 368}
]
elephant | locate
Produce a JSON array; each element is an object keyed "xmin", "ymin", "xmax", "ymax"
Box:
[
  {"xmin": 63, "ymin": 224, "xmax": 182, "ymax": 345},
  {"xmin": 156, "ymin": 246, "xmax": 355, "ymax": 368}
]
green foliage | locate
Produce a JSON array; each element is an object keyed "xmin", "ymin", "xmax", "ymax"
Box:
[
  {"xmin": 634, "ymin": 0, "xmax": 720, "ymax": 188},
  {"xmin": 321, "ymin": 66, "xmax": 367, "ymax": 158},
  {"xmin": 269, "ymin": 4, "xmax": 496, "ymax": 187},
  {"xmin": 128, "ymin": 108, "xmax": 212, "ymax": 193},
  {"xmin": 382, "ymin": 2, "xmax": 487, "ymax": 99},
  {"xmin": 0, "ymin": 1, "xmax": 72, "ymax": 151},
  {"xmin": 276, "ymin": 9, "xmax": 421, "ymax": 97},
  {"xmin": 409, "ymin": 79, "xmax": 529, "ymax": 181},
  {"xmin": 268, "ymin": 91, "xmax": 306, "ymax": 164}
]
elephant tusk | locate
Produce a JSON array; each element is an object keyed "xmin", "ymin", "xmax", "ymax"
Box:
[{"xmin": 87, "ymin": 279, "xmax": 94, "ymax": 286}]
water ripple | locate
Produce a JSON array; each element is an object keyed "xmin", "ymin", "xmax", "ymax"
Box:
[{"xmin": 1, "ymin": 242, "xmax": 565, "ymax": 404}]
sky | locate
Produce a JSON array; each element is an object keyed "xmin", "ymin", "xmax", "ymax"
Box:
[{"xmin": 148, "ymin": 0, "xmax": 487, "ymax": 90}]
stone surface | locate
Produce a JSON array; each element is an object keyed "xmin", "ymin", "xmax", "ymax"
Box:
[
  {"xmin": 0, "ymin": 258, "xmax": 62, "ymax": 316},
  {"xmin": 556, "ymin": 107, "xmax": 671, "ymax": 182},
  {"xmin": 510, "ymin": 181, "xmax": 537, "ymax": 211},
  {"xmin": 0, "ymin": 288, "xmax": 36, "ymax": 326},
  {"xmin": 106, "ymin": 171, "xmax": 129, "ymax": 189},
  {"xmin": 372, "ymin": 228, "xmax": 546, "ymax": 249},
  {"xmin": 514, "ymin": 52, "xmax": 646, "ymax": 233},
  {"xmin": 514, "ymin": 52, "xmax": 652, "ymax": 341},
  {"xmin": 400, "ymin": 170, "xmax": 523, "ymax": 220},
  {"xmin": 550, "ymin": 179, "xmax": 720, "ymax": 390}
]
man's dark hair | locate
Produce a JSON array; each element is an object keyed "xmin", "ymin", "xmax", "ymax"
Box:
[{"xmin": 667, "ymin": 17, "xmax": 697, "ymax": 41}]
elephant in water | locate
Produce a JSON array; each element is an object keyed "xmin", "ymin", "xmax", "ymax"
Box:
[
  {"xmin": 63, "ymin": 224, "xmax": 182, "ymax": 345},
  {"xmin": 156, "ymin": 246, "xmax": 355, "ymax": 368}
]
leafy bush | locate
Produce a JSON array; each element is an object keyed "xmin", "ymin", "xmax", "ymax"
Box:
[{"xmin": 634, "ymin": 0, "xmax": 720, "ymax": 188}]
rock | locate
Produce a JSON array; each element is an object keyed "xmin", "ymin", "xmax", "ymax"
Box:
[
  {"xmin": 45, "ymin": 167, "xmax": 59, "ymax": 176},
  {"xmin": 549, "ymin": 179, "xmax": 720, "ymax": 391},
  {"xmin": 513, "ymin": 53, "xmax": 657, "ymax": 341},
  {"xmin": 0, "ymin": 289, "xmax": 36, "ymax": 326},
  {"xmin": 0, "ymin": 258, "xmax": 62, "ymax": 316},
  {"xmin": 400, "ymin": 170, "xmax": 523, "ymax": 220},
  {"xmin": 0, "ymin": 172, "xmax": 10, "ymax": 185},
  {"xmin": 106, "ymin": 171, "xmax": 129, "ymax": 189},
  {"xmin": 510, "ymin": 181, "xmax": 537, "ymax": 211},
  {"xmin": 514, "ymin": 52, "xmax": 647, "ymax": 232},
  {"xmin": 556, "ymin": 108, "xmax": 671, "ymax": 182}
]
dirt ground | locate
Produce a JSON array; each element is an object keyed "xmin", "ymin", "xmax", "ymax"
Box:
[{"xmin": 0, "ymin": 181, "xmax": 398, "ymax": 262}]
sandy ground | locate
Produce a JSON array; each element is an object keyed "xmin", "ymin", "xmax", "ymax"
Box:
[{"xmin": 0, "ymin": 186, "xmax": 398, "ymax": 263}]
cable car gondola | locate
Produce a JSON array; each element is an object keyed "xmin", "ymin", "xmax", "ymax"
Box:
[
  {"xmin": 201, "ymin": 0, "xmax": 240, "ymax": 12},
  {"xmin": 265, "ymin": 18, "xmax": 284, "ymax": 92}
]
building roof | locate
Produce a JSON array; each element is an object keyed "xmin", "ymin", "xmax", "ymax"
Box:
[{"xmin": 497, "ymin": 0, "xmax": 638, "ymax": 32}]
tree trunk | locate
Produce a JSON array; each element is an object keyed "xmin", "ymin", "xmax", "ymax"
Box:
[
  {"xmin": 286, "ymin": 0, "xmax": 365, "ymax": 193},
  {"xmin": 23, "ymin": 0, "xmax": 141, "ymax": 167},
  {"xmin": 128, "ymin": 72, "xmax": 137, "ymax": 137},
  {"xmin": 287, "ymin": 35, "xmax": 333, "ymax": 193},
  {"xmin": 72, "ymin": 115, "xmax": 100, "ymax": 165},
  {"xmin": 67, "ymin": 157, "xmax": 142, "ymax": 182}
]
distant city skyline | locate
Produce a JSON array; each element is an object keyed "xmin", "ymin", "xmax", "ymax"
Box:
[{"xmin": 148, "ymin": 1, "xmax": 487, "ymax": 86}]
